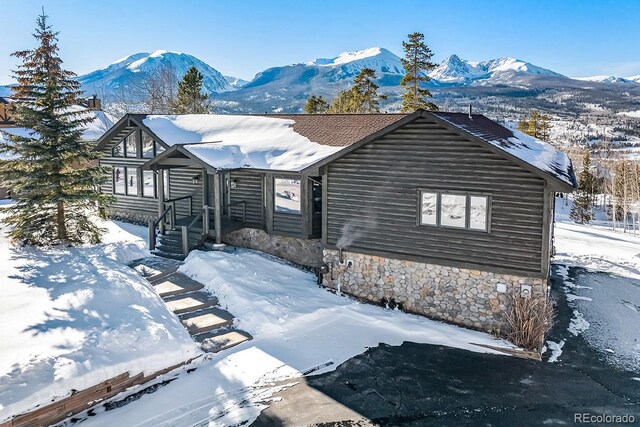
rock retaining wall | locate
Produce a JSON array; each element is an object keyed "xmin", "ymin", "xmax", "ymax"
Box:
[
  {"xmin": 322, "ymin": 249, "xmax": 547, "ymax": 333},
  {"xmin": 224, "ymin": 228, "xmax": 324, "ymax": 267}
]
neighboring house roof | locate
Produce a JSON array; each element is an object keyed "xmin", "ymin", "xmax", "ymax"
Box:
[{"xmin": 0, "ymin": 108, "xmax": 114, "ymax": 160}]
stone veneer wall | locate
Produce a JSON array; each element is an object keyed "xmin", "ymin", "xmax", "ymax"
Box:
[
  {"xmin": 224, "ymin": 228, "xmax": 324, "ymax": 268},
  {"xmin": 322, "ymin": 249, "xmax": 547, "ymax": 333},
  {"xmin": 108, "ymin": 210, "xmax": 155, "ymax": 226}
]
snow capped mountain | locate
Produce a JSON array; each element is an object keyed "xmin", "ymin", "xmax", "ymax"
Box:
[
  {"xmin": 223, "ymin": 75, "xmax": 250, "ymax": 88},
  {"xmin": 429, "ymin": 55, "xmax": 565, "ymax": 84},
  {"xmin": 574, "ymin": 75, "xmax": 638, "ymax": 84},
  {"xmin": 626, "ymin": 75, "xmax": 640, "ymax": 83},
  {"xmin": 78, "ymin": 50, "xmax": 234, "ymax": 99},
  {"xmin": 307, "ymin": 47, "xmax": 405, "ymax": 75}
]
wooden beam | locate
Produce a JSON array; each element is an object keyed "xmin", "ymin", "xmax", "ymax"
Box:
[
  {"xmin": 321, "ymin": 169, "xmax": 328, "ymax": 244},
  {"xmin": 157, "ymin": 169, "xmax": 165, "ymax": 234},
  {"xmin": 213, "ymin": 172, "xmax": 222, "ymax": 244}
]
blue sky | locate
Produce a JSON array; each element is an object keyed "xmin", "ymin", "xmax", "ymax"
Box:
[{"xmin": 1, "ymin": 0, "xmax": 639, "ymax": 84}]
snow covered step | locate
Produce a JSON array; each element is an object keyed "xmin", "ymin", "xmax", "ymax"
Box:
[
  {"xmin": 145, "ymin": 265, "xmax": 180, "ymax": 283},
  {"xmin": 196, "ymin": 329, "xmax": 252, "ymax": 353},
  {"xmin": 180, "ymin": 307, "xmax": 234, "ymax": 335},
  {"xmin": 151, "ymin": 249, "xmax": 185, "ymax": 261},
  {"xmin": 163, "ymin": 291, "xmax": 219, "ymax": 315},
  {"xmin": 153, "ymin": 273, "xmax": 204, "ymax": 297}
]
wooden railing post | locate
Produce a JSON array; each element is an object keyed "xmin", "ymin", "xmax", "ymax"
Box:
[
  {"xmin": 148, "ymin": 220, "xmax": 156, "ymax": 251},
  {"xmin": 170, "ymin": 202, "xmax": 176, "ymax": 230},
  {"xmin": 181, "ymin": 226, "xmax": 189, "ymax": 258},
  {"xmin": 203, "ymin": 205, "xmax": 210, "ymax": 235}
]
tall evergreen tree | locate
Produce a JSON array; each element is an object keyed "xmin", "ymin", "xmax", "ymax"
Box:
[
  {"xmin": 304, "ymin": 95, "xmax": 328, "ymax": 114},
  {"xmin": 0, "ymin": 12, "xmax": 111, "ymax": 245},
  {"xmin": 400, "ymin": 32, "xmax": 437, "ymax": 112},
  {"xmin": 351, "ymin": 68, "xmax": 387, "ymax": 112},
  {"xmin": 570, "ymin": 152, "xmax": 597, "ymax": 224},
  {"xmin": 173, "ymin": 66, "xmax": 210, "ymax": 114},
  {"xmin": 327, "ymin": 68, "xmax": 386, "ymax": 113}
]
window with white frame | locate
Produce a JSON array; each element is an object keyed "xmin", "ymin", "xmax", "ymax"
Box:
[
  {"xmin": 142, "ymin": 170, "xmax": 156, "ymax": 198},
  {"xmin": 419, "ymin": 191, "xmax": 489, "ymax": 231}
]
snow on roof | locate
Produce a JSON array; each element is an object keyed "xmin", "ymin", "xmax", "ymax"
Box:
[
  {"xmin": 0, "ymin": 109, "xmax": 113, "ymax": 160},
  {"xmin": 143, "ymin": 114, "xmax": 342, "ymax": 171},
  {"xmin": 433, "ymin": 112, "xmax": 575, "ymax": 187}
]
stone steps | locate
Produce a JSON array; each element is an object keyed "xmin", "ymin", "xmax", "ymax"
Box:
[
  {"xmin": 163, "ymin": 291, "xmax": 219, "ymax": 315},
  {"xmin": 196, "ymin": 330, "xmax": 253, "ymax": 353},
  {"xmin": 180, "ymin": 307, "xmax": 234, "ymax": 335},
  {"xmin": 152, "ymin": 273, "xmax": 204, "ymax": 297}
]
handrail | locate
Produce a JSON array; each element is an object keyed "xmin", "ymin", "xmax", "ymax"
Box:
[
  {"xmin": 187, "ymin": 209, "xmax": 204, "ymax": 230},
  {"xmin": 148, "ymin": 204, "xmax": 173, "ymax": 251},
  {"xmin": 165, "ymin": 195, "xmax": 192, "ymax": 203},
  {"xmin": 180, "ymin": 208, "xmax": 206, "ymax": 258}
]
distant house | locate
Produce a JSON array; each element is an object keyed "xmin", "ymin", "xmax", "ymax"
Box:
[
  {"xmin": 95, "ymin": 110, "xmax": 576, "ymax": 333},
  {"xmin": 0, "ymin": 96, "xmax": 112, "ymax": 199}
]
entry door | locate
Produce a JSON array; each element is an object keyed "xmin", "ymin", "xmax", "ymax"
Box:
[{"xmin": 206, "ymin": 173, "xmax": 231, "ymax": 220}]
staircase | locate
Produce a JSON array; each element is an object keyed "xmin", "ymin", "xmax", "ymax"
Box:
[
  {"xmin": 146, "ymin": 268, "xmax": 252, "ymax": 353},
  {"xmin": 152, "ymin": 226, "xmax": 204, "ymax": 261}
]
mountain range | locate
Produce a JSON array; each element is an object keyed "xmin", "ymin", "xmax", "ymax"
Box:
[{"xmin": 2, "ymin": 47, "xmax": 640, "ymax": 146}]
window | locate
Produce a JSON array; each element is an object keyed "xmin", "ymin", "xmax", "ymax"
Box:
[
  {"xmin": 274, "ymin": 178, "xmax": 301, "ymax": 214},
  {"xmin": 125, "ymin": 132, "xmax": 138, "ymax": 158},
  {"xmin": 142, "ymin": 170, "xmax": 156, "ymax": 198},
  {"xmin": 126, "ymin": 168, "xmax": 138, "ymax": 196},
  {"xmin": 419, "ymin": 191, "xmax": 490, "ymax": 232},
  {"xmin": 420, "ymin": 192, "xmax": 437, "ymax": 225},
  {"xmin": 440, "ymin": 194, "xmax": 467, "ymax": 228},
  {"xmin": 113, "ymin": 166, "xmax": 125, "ymax": 194},
  {"xmin": 112, "ymin": 142, "xmax": 124, "ymax": 158},
  {"xmin": 142, "ymin": 132, "xmax": 155, "ymax": 158},
  {"xmin": 469, "ymin": 196, "xmax": 488, "ymax": 231}
]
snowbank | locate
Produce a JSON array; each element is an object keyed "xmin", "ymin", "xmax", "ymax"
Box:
[
  {"xmin": 142, "ymin": 115, "xmax": 341, "ymax": 171},
  {"xmin": 0, "ymin": 219, "xmax": 201, "ymax": 422},
  {"xmin": 81, "ymin": 248, "xmax": 515, "ymax": 426}
]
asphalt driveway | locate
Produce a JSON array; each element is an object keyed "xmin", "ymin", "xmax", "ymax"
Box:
[{"xmin": 252, "ymin": 265, "xmax": 640, "ymax": 426}]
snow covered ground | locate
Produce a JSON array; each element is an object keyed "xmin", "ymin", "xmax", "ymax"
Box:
[
  {"xmin": 79, "ymin": 248, "xmax": 517, "ymax": 427},
  {"xmin": 0, "ymin": 212, "xmax": 201, "ymax": 422},
  {"xmin": 552, "ymin": 198, "xmax": 640, "ymax": 372}
]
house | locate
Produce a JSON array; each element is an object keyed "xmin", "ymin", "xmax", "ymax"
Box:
[
  {"xmin": 95, "ymin": 110, "xmax": 576, "ymax": 333},
  {"xmin": 0, "ymin": 96, "xmax": 112, "ymax": 199}
]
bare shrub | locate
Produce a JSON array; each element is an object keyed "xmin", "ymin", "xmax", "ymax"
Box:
[{"xmin": 505, "ymin": 292, "xmax": 555, "ymax": 352}]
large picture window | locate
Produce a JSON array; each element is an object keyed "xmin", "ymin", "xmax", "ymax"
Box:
[
  {"xmin": 142, "ymin": 132, "xmax": 155, "ymax": 158},
  {"xmin": 126, "ymin": 168, "xmax": 138, "ymax": 196},
  {"xmin": 125, "ymin": 132, "xmax": 138, "ymax": 158},
  {"xmin": 419, "ymin": 191, "xmax": 489, "ymax": 232},
  {"xmin": 112, "ymin": 166, "xmax": 146, "ymax": 197},
  {"xmin": 113, "ymin": 166, "xmax": 125, "ymax": 194},
  {"xmin": 274, "ymin": 178, "xmax": 301, "ymax": 214}
]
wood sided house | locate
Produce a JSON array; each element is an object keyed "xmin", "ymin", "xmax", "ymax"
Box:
[{"xmin": 95, "ymin": 110, "xmax": 576, "ymax": 333}]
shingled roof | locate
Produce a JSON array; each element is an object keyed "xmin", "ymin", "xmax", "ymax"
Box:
[{"xmin": 263, "ymin": 113, "xmax": 408, "ymax": 147}]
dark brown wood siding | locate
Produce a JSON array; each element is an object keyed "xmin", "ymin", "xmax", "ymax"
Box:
[
  {"xmin": 325, "ymin": 117, "xmax": 548, "ymax": 276},
  {"xmin": 229, "ymin": 171, "xmax": 264, "ymax": 228}
]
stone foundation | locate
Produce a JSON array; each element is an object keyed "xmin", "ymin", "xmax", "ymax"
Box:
[
  {"xmin": 108, "ymin": 210, "xmax": 155, "ymax": 226},
  {"xmin": 322, "ymin": 249, "xmax": 547, "ymax": 334},
  {"xmin": 224, "ymin": 228, "xmax": 324, "ymax": 267}
]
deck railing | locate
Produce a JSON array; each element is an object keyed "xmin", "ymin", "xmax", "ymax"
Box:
[{"xmin": 148, "ymin": 204, "xmax": 173, "ymax": 251}]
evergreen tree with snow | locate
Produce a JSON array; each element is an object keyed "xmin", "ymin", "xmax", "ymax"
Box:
[
  {"xmin": 570, "ymin": 152, "xmax": 596, "ymax": 224},
  {"xmin": 304, "ymin": 95, "xmax": 328, "ymax": 113},
  {"xmin": 0, "ymin": 12, "xmax": 111, "ymax": 245},
  {"xmin": 173, "ymin": 66, "xmax": 210, "ymax": 114},
  {"xmin": 400, "ymin": 32, "xmax": 437, "ymax": 112}
]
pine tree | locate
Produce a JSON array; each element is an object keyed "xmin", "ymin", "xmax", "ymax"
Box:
[
  {"xmin": 351, "ymin": 68, "xmax": 387, "ymax": 112},
  {"xmin": 173, "ymin": 66, "xmax": 210, "ymax": 114},
  {"xmin": 570, "ymin": 152, "xmax": 596, "ymax": 224},
  {"xmin": 0, "ymin": 12, "xmax": 111, "ymax": 245},
  {"xmin": 304, "ymin": 95, "xmax": 328, "ymax": 114},
  {"xmin": 326, "ymin": 68, "xmax": 386, "ymax": 113},
  {"xmin": 400, "ymin": 32, "xmax": 437, "ymax": 112},
  {"xmin": 517, "ymin": 111, "xmax": 553, "ymax": 141}
]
